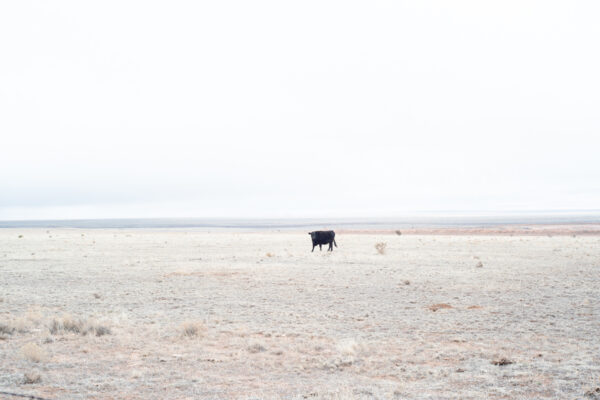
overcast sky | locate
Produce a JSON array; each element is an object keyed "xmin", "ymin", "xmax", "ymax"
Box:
[{"xmin": 1, "ymin": 1, "xmax": 599, "ymax": 220}]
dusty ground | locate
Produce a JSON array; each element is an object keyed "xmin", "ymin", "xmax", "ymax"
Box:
[{"xmin": 0, "ymin": 229, "xmax": 599, "ymax": 399}]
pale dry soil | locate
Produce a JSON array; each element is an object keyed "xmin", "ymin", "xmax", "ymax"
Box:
[{"xmin": 0, "ymin": 230, "xmax": 598, "ymax": 399}]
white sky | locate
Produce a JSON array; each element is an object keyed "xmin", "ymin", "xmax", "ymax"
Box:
[{"xmin": 1, "ymin": 1, "xmax": 599, "ymax": 219}]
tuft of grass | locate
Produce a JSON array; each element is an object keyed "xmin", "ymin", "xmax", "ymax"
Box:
[
  {"xmin": 23, "ymin": 371, "xmax": 42, "ymax": 384},
  {"xmin": 48, "ymin": 315, "xmax": 111, "ymax": 336},
  {"xmin": 265, "ymin": 252, "xmax": 274, "ymax": 258},
  {"xmin": 336, "ymin": 338, "xmax": 361, "ymax": 356},
  {"xmin": 91, "ymin": 324, "xmax": 112, "ymax": 336},
  {"xmin": 375, "ymin": 242, "xmax": 387, "ymax": 255},
  {"xmin": 0, "ymin": 323, "xmax": 15, "ymax": 336},
  {"xmin": 62, "ymin": 315, "xmax": 84, "ymax": 333},
  {"xmin": 247, "ymin": 343, "xmax": 267, "ymax": 353},
  {"xmin": 181, "ymin": 321, "xmax": 204, "ymax": 338},
  {"xmin": 475, "ymin": 261, "xmax": 483, "ymax": 268},
  {"xmin": 395, "ymin": 230, "xmax": 402, "ymax": 236},
  {"xmin": 13, "ymin": 317, "xmax": 31, "ymax": 333},
  {"xmin": 18, "ymin": 234, "xmax": 23, "ymax": 238},
  {"xmin": 22, "ymin": 343, "xmax": 48, "ymax": 363}
]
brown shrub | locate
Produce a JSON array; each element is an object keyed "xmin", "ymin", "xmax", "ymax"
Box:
[
  {"xmin": 181, "ymin": 321, "xmax": 204, "ymax": 338},
  {"xmin": 22, "ymin": 343, "xmax": 48, "ymax": 363},
  {"xmin": 375, "ymin": 242, "xmax": 387, "ymax": 255},
  {"xmin": 23, "ymin": 371, "xmax": 42, "ymax": 384}
]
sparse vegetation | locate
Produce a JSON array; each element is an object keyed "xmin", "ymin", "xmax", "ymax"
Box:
[
  {"xmin": 336, "ymin": 338, "xmax": 361, "ymax": 356},
  {"xmin": 492, "ymin": 358, "xmax": 514, "ymax": 366},
  {"xmin": 475, "ymin": 261, "xmax": 483, "ymax": 268},
  {"xmin": 0, "ymin": 323, "xmax": 15, "ymax": 338},
  {"xmin": 23, "ymin": 371, "xmax": 42, "ymax": 384},
  {"xmin": 395, "ymin": 230, "xmax": 402, "ymax": 236},
  {"xmin": 22, "ymin": 343, "xmax": 47, "ymax": 363},
  {"xmin": 181, "ymin": 321, "xmax": 204, "ymax": 338},
  {"xmin": 375, "ymin": 242, "xmax": 387, "ymax": 255},
  {"xmin": 247, "ymin": 343, "xmax": 267, "ymax": 353},
  {"xmin": 584, "ymin": 387, "xmax": 600, "ymax": 399},
  {"xmin": 0, "ymin": 229, "xmax": 597, "ymax": 398},
  {"xmin": 49, "ymin": 315, "xmax": 111, "ymax": 336}
]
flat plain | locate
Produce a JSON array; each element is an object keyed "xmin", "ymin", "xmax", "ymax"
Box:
[{"xmin": 1, "ymin": 229, "xmax": 599, "ymax": 399}]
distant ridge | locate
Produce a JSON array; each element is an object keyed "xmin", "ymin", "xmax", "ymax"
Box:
[{"xmin": 1, "ymin": 212, "xmax": 600, "ymax": 230}]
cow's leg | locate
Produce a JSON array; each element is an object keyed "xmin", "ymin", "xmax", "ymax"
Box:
[
  {"xmin": 312, "ymin": 244, "xmax": 315, "ymax": 252},
  {"xmin": 319, "ymin": 244, "xmax": 322, "ymax": 251},
  {"xmin": 328, "ymin": 241, "xmax": 333, "ymax": 251}
]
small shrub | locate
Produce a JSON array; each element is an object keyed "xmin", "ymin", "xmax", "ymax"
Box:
[
  {"xmin": 375, "ymin": 242, "xmax": 387, "ymax": 255},
  {"xmin": 62, "ymin": 316, "xmax": 84, "ymax": 333},
  {"xmin": 48, "ymin": 319, "xmax": 61, "ymax": 335},
  {"xmin": 395, "ymin": 230, "xmax": 402, "ymax": 236},
  {"xmin": 13, "ymin": 317, "xmax": 30, "ymax": 333},
  {"xmin": 475, "ymin": 261, "xmax": 483, "ymax": 268},
  {"xmin": 491, "ymin": 358, "xmax": 514, "ymax": 366},
  {"xmin": 22, "ymin": 343, "xmax": 47, "ymax": 363},
  {"xmin": 336, "ymin": 338, "xmax": 361, "ymax": 356},
  {"xmin": 247, "ymin": 343, "xmax": 266, "ymax": 353},
  {"xmin": 0, "ymin": 323, "xmax": 15, "ymax": 336},
  {"xmin": 23, "ymin": 371, "xmax": 42, "ymax": 384},
  {"xmin": 181, "ymin": 321, "xmax": 204, "ymax": 338},
  {"xmin": 91, "ymin": 325, "xmax": 111, "ymax": 336}
]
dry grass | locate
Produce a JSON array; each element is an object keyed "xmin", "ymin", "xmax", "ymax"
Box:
[
  {"xmin": 0, "ymin": 323, "xmax": 15, "ymax": 336},
  {"xmin": 180, "ymin": 321, "xmax": 204, "ymax": 338},
  {"xmin": 1, "ymin": 230, "xmax": 599, "ymax": 399},
  {"xmin": 374, "ymin": 242, "xmax": 387, "ymax": 255},
  {"xmin": 87, "ymin": 321, "xmax": 112, "ymax": 336},
  {"xmin": 247, "ymin": 343, "xmax": 267, "ymax": 353},
  {"xmin": 336, "ymin": 338, "xmax": 362, "ymax": 356},
  {"xmin": 49, "ymin": 315, "xmax": 111, "ymax": 336},
  {"xmin": 23, "ymin": 371, "xmax": 42, "ymax": 384},
  {"xmin": 21, "ymin": 343, "xmax": 48, "ymax": 363}
]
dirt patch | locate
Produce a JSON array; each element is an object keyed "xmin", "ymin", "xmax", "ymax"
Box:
[{"xmin": 428, "ymin": 303, "xmax": 453, "ymax": 312}]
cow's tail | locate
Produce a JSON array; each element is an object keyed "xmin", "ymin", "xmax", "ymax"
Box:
[{"xmin": 333, "ymin": 238, "xmax": 338, "ymax": 247}]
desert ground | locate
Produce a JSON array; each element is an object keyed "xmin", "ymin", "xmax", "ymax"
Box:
[{"xmin": 1, "ymin": 229, "xmax": 599, "ymax": 399}]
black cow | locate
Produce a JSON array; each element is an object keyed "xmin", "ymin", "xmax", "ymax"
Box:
[{"xmin": 309, "ymin": 230, "xmax": 338, "ymax": 252}]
